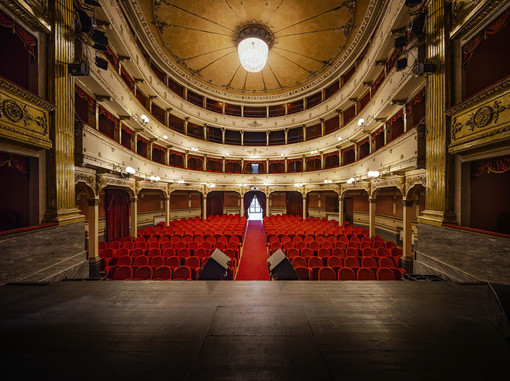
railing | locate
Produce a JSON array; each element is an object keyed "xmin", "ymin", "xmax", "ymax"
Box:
[{"xmin": 0, "ymin": 76, "xmax": 54, "ymax": 149}]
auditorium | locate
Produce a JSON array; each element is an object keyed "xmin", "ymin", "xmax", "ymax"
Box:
[{"xmin": 0, "ymin": 0, "xmax": 509, "ymax": 379}]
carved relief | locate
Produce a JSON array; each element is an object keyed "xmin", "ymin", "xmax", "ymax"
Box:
[
  {"xmin": 370, "ymin": 177, "xmax": 404, "ymax": 197},
  {"xmin": 97, "ymin": 174, "xmax": 136, "ymax": 196},
  {"xmin": 74, "ymin": 170, "xmax": 97, "ymax": 198},
  {"xmin": 0, "ymin": 77, "xmax": 53, "ymax": 149},
  {"xmin": 447, "ymin": 77, "xmax": 510, "ymax": 153},
  {"xmin": 405, "ymin": 172, "xmax": 426, "ymax": 198}
]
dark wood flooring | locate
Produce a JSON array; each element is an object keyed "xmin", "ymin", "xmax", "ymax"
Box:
[{"xmin": 1, "ymin": 281, "xmax": 509, "ymax": 380}]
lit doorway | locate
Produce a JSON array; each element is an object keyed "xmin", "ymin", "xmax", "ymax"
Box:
[{"xmin": 248, "ymin": 196, "xmax": 263, "ymax": 220}]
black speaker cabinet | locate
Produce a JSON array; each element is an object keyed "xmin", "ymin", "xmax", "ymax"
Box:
[
  {"xmin": 488, "ymin": 283, "xmax": 510, "ymax": 339},
  {"xmin": 266, "ymin": 249, "xmax": 299, "ymax": 280},
  {"xmin": 198, "ymin": 249, "xmax": 231, "ymax": 280}
]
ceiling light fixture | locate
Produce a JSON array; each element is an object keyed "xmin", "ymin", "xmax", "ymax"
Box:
[
  {"xmin": 235, "ymin": 23, "xmax": 274, "ymax": 73},
  {"xmin": 140, "ymin": 114, "xmax": 149, "ymax": 123}
]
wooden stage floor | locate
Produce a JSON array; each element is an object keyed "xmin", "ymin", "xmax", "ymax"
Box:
[{"xmin": 1, "ymin": 281, "xmax": 509, "ymax": 380}]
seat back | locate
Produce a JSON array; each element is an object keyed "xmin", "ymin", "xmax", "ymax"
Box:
[
  {"xmin": 344, "ymin": 256, "xmax": 360, "ymax": 268},
  {"xmin": 318, "ymin": 267, "xmax": 337, "ymax": 281},
  {"xmin": 377, "ymin": 267, "xmax": 397, "ymax": 280},
  {"xmin": 133, "ymin": 256, "xmax": 149, "ymax": 267},
  {"xmin": 357, "ymin": 267, "xmax": 376, "ymax": 281},
  {"xmin": 301, "ymin": 248, "xmax": 313, "ymax": 257},
  {"xmin": 147, "ymin": 248, "xmax": 161, "ymax": 257},
  {"xmin": 376, "ymin": 247, "xmax": 391, "ymax": 257},
  {"xmin": 361, "ymin": 257, "xmax": 378, "ymax": 268},
  {"xmin": 130, "ymin": 248, "xmax": 144, "ymax": 257},
  {"xmin": 308, "ymin": 257, "xmax": 322, "ymax": 268},
  {"xmin": 379, "ymin": 257, "xmax": 395, "ymax": 267},
  {"xmin": 317, "ymin": 248, "xmax": 331, "ymax": 258},
  {"xmin": 294, "ymin": 267, "xmax": 310, "ymax": 280},
  {"xmin": 338, "ymin": 267, "xmax": 356, "ymax": 281},
  {"xmin": 133, "ymin": 266, "xmax": 153, "ymax": 280},
  {"xmin": 173, "ymin": 266, "xmax": 191, "ymax": 280},
  {"xmin": 327, "ymin": 256, "xmax": 343, "ymax": 268},
  {"xmin": 346, "ymin": 247, "xmax": 359, "ymax": 257},
  {"xmin": 165, "ymin": 256, "xmax": 181, "ymax": 268},
  {"xmin": 291, "ymin": 257, "xmax": 307, "ymax": 268},
  {"xmin": 185, "ymin": 256, "xmax": 201, "ymax": 269},
  {"xmin": 116, "ymin": 256, "xmax": 132, "ymax": 266},
  {"xmin": 149, "ymin": 256, "xmax": 165, "ymax": 268},
  {"xmin": 111, "ymin": 265, "xmax": 132, "ymax": 280}
]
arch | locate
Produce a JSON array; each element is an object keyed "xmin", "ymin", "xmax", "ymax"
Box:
[
  {"xmin": 206, "ymin": 191, "xmax": 224, "ymax": 217},
  {"xmin": 243, "ymin": 190, "xmax": 266, "ymax": 218}
]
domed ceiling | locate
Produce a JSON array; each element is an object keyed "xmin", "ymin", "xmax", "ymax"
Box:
[{"xmin": 133, "ymin": 0, "xmax": 382, "ymax": 98}]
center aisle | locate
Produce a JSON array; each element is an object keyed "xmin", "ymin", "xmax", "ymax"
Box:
[{"xmin": 235, "ymin": 220, "xmax": 270, "ymax": 280}]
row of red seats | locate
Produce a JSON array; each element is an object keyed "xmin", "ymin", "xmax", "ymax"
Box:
[
  {"xmin": 269, "ymin": 240, "xmax": 396, "ymax": 252},
  {"xmin": 105, "ymin": 254, "xmax": 237, "ymax": 271},
  {"xmin": 281, "ymin": 247, "xmax": 401, "ymax": 262},
  {"xmin": 291, "ymin": 255, "xmax": 399, "ymax": 269},
  {"xmin": 101, "ymin": 240, "xmax": 239, "ymax": 254},
  {"xmin": 268, "ymin": 234, "xmax": 382, "ymax": 245},
  {"xmin": 108, "ymin": 264, "xmax": 237, "ymax": 281},
  {"xmin": 295, "ymin": 266, "xmax": 402, "ymax": 281}
]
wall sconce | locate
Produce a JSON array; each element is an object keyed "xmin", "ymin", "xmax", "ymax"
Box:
[
  {"xmin": 346, "ymin": 177, "xmax": 355, "ymax": 184},
  {"xmin": 149, "ymin": 175, "xmax": 161, "ymax": 183},
  {"xmin": 190, "ymin": 147, "xmax": 199, "ymax": 152},
  {"xmin": 140, "ymin": 114, "xmax": 149, "ymax": 124},
  {"xmin": 113, "ymin": 164, "xmax": 135, "ymax": 179},
  {"xmin": 368, "ymin": 170, "xmax": 380, "ymax": 178},
  {"xmin": 177, "ymin": 180, "xmax": 184, "ymax": 184},
  {"xmin": 323, "ymin": 179, "xmax": 333, "ymax": 184}
]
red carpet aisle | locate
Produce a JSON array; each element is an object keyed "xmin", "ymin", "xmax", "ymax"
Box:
[{"xmin": 235, "ymin": 220, "xmax": 270, "ymax": 280}]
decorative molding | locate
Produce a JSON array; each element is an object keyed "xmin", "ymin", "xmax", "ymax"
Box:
[
  {"xmin": 74, "ymin": 169, "xmax": 98, "ymax": 198},
  {"xmin": 135, "ymin": 179, "xmax": 168, "ymax": 196},
  {"xmin": 120, "ymin": 0, "xmax": 388, "ymax": 102},
  {"xmin": 97, "ymin": 173, "xmax": 136, "ymax": 196},
  {"xmin": 448, "ymin": 77, "xmax": 510, "ymax": 154},
  {"xmin": 0, "ymin": 76, "xmax": 54, "ymax": 149},
  {"xmin": 405, "ymin": 172, "xmax": 426, "ymax": 198},
  {"xmin": 450, "ymin": 0, "xmax": 509, "ymax": 40},
  {"xmin": 0, "ymin": 0, "xmax": 51, "ymax": 32},
  {"xmin": 370, "ymin": 176, "xmax": 404, "ymax": 197}
]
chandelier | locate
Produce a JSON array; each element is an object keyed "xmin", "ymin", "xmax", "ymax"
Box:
[
  {"xmin": 234, "ymin": 23, "xmax": 274, "ymax": 73},
  {"xmin": 238, "ymin": 38, "xmax": 268, "ymax": 73}
]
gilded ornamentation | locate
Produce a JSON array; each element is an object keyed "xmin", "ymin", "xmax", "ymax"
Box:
[
  {"xmin": 75, "ymin": 170, "xmax": 98, "ymax": 198},
  {"xmin": 447, "ymin": 78, "xmax": 510, "ymax": 153},
  {"xmin": 0, "ymin": 77, "xmax": 53, "ymax": 149},
  {"xmin": 450, "ymin": 0, "xmax": 508, "ymax": 39},
  {"xmin": 370, "ymin": 177, "xmax": 404, "ymax": 197},
  {"xmin": 405, "ymin": 173, "xmax": 426, "ymax": 198}
]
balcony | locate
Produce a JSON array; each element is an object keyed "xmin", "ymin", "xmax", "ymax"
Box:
[{"xmin": 0, "ymin": 76, "xmax": 54, "ymax": 149}]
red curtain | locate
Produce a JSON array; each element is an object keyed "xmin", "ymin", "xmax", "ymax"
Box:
[
  {"xmin": 286, "ymin": 191, "xmax": 303, "ymax": 216},
  {"xmin": 207, "ymin": 191, "xmax": 224, "ymax": 217},
  {"xmin": 257, "ymin": 193, "xmax": 266, "ymax": 217},
  {"xmin": 0, "ymin": 9, "xmax": 37, "ymax": 62},
  {"xmin": 105, "ymin": 189, "xmax": 130, "ymax": 241},
  {"xmin": 0, "ymin": 152, "xmax": 29, "ymax": 177},
  {"xmin": 244, "ymin": 191, "xmax": 256, "ymax": 217},
  {"xmin": 472, "ymin": 156, "xmax": 510, "ymax": 177}
]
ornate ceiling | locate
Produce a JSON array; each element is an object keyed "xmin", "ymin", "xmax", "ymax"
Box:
[{"xmin": 133, "ymin": 0, "xmax": 381, "ymax": 98}]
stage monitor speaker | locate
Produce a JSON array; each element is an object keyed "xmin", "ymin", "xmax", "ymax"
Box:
[
  {"xmin": 198, "ymin": 248, "xmax": 231, "ymax": 280},
  {"xmin": 68, "ymin": 62, "xmax": 90, "ymax": 76},
  {"xmin": 267, "ymin": 249, "xmax": 299, "ymax": 280},
  {"xmin": 488, "ymin": 283, "xmax": 510, "ymax": 339}
]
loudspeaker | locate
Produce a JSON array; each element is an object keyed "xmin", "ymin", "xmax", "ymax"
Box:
[
  {"xmin": 488, "ymin": 283, "xmax": 510, "ymax": 339},
  {"xmin": 408, "ymin": 13, "xmax": 426, "ymax": 35},
  {"xmin": 198, "ymin": 248, "xmax": 231, "ymax": 280},
  {"xmin": 68, "ymin": 62, "xmax": 90, "ymax": 76},
  {"xmin": 266, "ymin": 249, "xmax": 299, "ymax": 280},
  {"xmin": 394, "ymin": 35, "xmax": 407, "ymax": 49},
  {"xmin": 396, "ymin": 57, "xmax": 408, "ymax": 71},
  {"xmin": 92, "ymin": 30, "xmax": 108, "ymax": 46},
  {"xmin": 413, "ymin": 62, "xmax": 436, "ymax": 75},
  {"xmin": 405, "ymin": 0, "xmax": 422, "ymax": 7},
  {"xmin": 77, "ymin": 9, "xmax": 93, "ymax": 33},
  {"xmin": 95, "ymin": 56, "xmax": 108, "ymax": 70}
]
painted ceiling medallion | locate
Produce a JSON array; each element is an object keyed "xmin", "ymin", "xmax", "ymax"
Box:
[{"xmin": 142, "ymin": 0, "xmax": 368, "ymax": 95}]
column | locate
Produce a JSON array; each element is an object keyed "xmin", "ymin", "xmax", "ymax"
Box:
[
  {"xmin": 134, "ymin": 132, "xmax": 138, "ymax": 153},
  {"xmin": 320, "ymin": 152, "xmax": 324, "ymax": 170},
  {"xmin": 222, "ymin": 128, "xmax": 226, "ymax": 144},
  {"xmin": 303, "ymin": 125, "xmax": 307, "ymax": 141},
  {"xmin": 222, "ymin": 158, "xmax": 226, "ymax": 172},
  {"xmin": 164, "ymin": 195, "xmax": 170, "ymax": 226},
  {"xmin": 148, "ymin": 141, "xmax": 153, "ymax": 161},
  {"xmin": 419, "ymin": 0, "xmax": 455, "ymax": 225},
  {"xmin": 184, "ymin": 152, "xmax": 188, "ymax": 169},
  {"xmin": 368, "ymin": 197, "xmax": 376, "ymax": 238},
  {"xmin": 202, "ymin": 194, "xmax": 207, "ymax": 219},
  {"xmin": 87, "ymin": 197, "xmax": 100, "ymax": 275},
  {"xmin": 240, "ymin": 130, "xmax": 244, "ymax": 145},
  {"xmin": 203, "ymin": 124, "xmax": 207, "ymax": 140},
  {"xmin": 284, "ymin": 157, "xmax": 288, "ymax": 173},
  {"xmin": 130, "ymin": 197, "xmax": 138, "ymax": 237},
  {"xmin": 266, "ymin": 193, "xmax": 271, "ymax": 217},
  {"xmin": 338, "ymin": 196, "xmax": 344, "ymax": 226},
  {"xmin": 94, "ymin": 101, "xmax": 99, "ymax": 130},
  {"xmin": 203, "ymin": 155, "xmax": 207, "ymax": 171},
  {"xmin": 303, "ymin": 195, "xmax": 307, "ymax": 219},
  {"xmin": 402, "ymin": 198, "xmax": 414, "ymax": 263},
  {"xmin": 240, "ymin": 193, "xmax": 244, "ymax": 217},
  {"xmin": 184, "ymin": 117, "xmax": 189, "ymax": 135},
  {"xmin": 266, "ymin": 131, "xmax": 270, "ymax": 146},
  {"xmin": 320, "ymin": 118, "xmax": 325, "ymax": 136},
  {"xmin": 284, "ymin": 128, "xmax": 288, "ymax": 144},
  {"xmin": 44, "ymin": 0, "xmax": 84, "ymax": 224},
  {"xmin": 118, "ymin": 123, "xmax": 122, "ymax": 144}
]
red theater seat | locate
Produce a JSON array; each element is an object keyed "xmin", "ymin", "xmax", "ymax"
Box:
[
  {"xmin": 344, "ymin": 257, "xmax": 360, "ymax": 268},
  {"xmin": 379, "ymin": 257, "xmax": 395, "ymax": 268},
  {"xmin": 308, "ymin": 257, "xmax": 322, "ymax": 268},
  {"xmin": 346, "ymin": 248, "xmax": 359, "ymax": 257},
  {"xmin": 165, "ymin": 256, "xmax": 181, "ymax": 268},
  {"xmin": 377, "ymin": 267, "xmax": 397, "ymax": 281},
  {"xmin": 318, "ymin": 267, "xmax": 337, "ymax": 281},
  {"xmin": 331, "ymin": 248, "xmax": 345, "ymax": 257},
  {"xmin": 130, "ymin": 248, "xmax": 144, "ymax": 257},
  {"xmin": 149, "ymin": 256, "xmax": 165, "ymax": 268},
  {"xmin": 301, "ymin": 248, "xmax": 314, "ymax": 257},
  {"xmin": 338, "ymin": 267, "xmax": 356, "ymax": 281},
  {"xmin": 133, "ymin": 256, "xmax": 149, "ymax": 267},
  {"xmin": 132, "ymin": 266, "xmax": 153, "ymax": 280},
  {"xmin": 357, "ymin": 267, "xmax": 376, "ymax": 281},
  {"xmin": 292, "ymin": 257, "xmax": 307, "ymax": 268},
  {"xmin": 162, "ymin": 248, "xmax": 176, "ymax": 257},
  {"xmin": 377, "ymin": 247, "xmax": 391, "ymax": 257},
  {"xmin": 173, "ymin": 266, "xmax": 192, "ymax": 280},
  {"xmin": 361, "ymin": 257, "xmax": 378, "ymax": 268},
  {"xmin": 386, "ymin": 241, "xmax": 397, "ymax": 249},
  {"xmin": 147, "ymin": 248, "xmax": 161, "ymax": 257},
  {"xmin": 294, "ymin": 267, "xmax": 310, "ymax": 280},
  {"xmin": 153, "ymin": 266, "xmax": 172, "ymax": 280},
  {"xmin": 327, "ymin": 256, "xmax": 343, "ymax": 269},
  {"xmin": 286, "ymin": 248, "xmax": 299, "ymax": 258}
]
